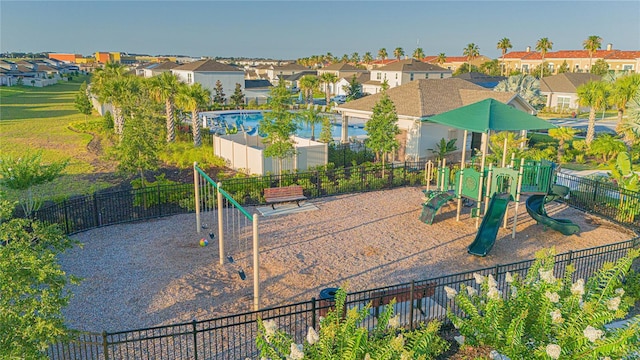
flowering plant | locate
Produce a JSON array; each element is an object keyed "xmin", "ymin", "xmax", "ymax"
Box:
[
  {"xmin": 256, "ymin": 288, "xmax": 448, "ymax": 359},
  {"xmin": 447, "ymin": 248, "xmax": 640, "ymax": 359}
]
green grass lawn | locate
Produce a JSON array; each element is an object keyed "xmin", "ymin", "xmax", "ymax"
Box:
[{"xmin": 0, "ymin": 76, "xmax": 117, "ymax": 202}]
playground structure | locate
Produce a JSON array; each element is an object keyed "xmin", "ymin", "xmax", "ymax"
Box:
[
  {"xmin": 420, "ymin": 99, "xmax": 580, "ymax": 256},
  {"xmin": 193, "ymin": 163, "xmax": 261, "ymax": 310}
]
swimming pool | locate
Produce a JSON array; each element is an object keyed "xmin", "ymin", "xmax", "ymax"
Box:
[{"xmin": 200, "ymin": 110, "xmax": 367, "ymax": 140}]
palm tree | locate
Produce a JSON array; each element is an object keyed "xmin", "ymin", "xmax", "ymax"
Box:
[
  {"xmin": 494, "ymin": 74, "xmax": 545, "ymax": 108},
  {"xmin": 535, "ymin": 37, "xmax": 553, "ymax": 77},
  {"xmin": 340, "ymin": 54, "xmax": 349, "ymax": 63},
  {"xmin": 320, "ymin": 72, "xmax": 338, "ymax": 105},
  {"xmin": 378, "ymin": 48, "xmax": 388, "ymax": 60},
  {"xmin": 350, "ymin": 52, "xmax": 360, "ymax": 64},
  {"xmin": 436, "ymin": 53, "xmax": 447, "ymax": 66},
  {"xmin": 577, "ymin": 80, "xmax": 611, "ymax": 146},
  {"xmin": 176, "ymin": 83, "xmax": 211, "ymax": 147},
  {"xmin": 393, "ymin": 47, "xmax": 405, "ymax": 60},
  {"xmin": 497, "ymin": 37, "xmax": 513, "ymax": 76},
  {"xmin": 325, "ymin": 52, "xmax": 334, "ymax": 64},
  {"xmin": 463, "ymin": 43, "xmax": 479, "ymax": 73},
  {"xmin": 412, "ymin": 47, "xmax": 425, "ymax": 60},
  {"xmin": 299, "ymin": 107, "xmax": 325, "ymax": 141},
  {"xmin": 583, "ymin": 35, "xmax": 603, "ymax": 69},
  {"xmin": 91, "ymin": 62, "xmax": 129, "ymax": 136},
  {"xmin": 362, "ymin": 52, "xmax": 373, "ymax": 65},
  {"xmin": 299, "ymin": 75, "xmax": 319, "ymax": 106},
  {"xmin": 150, "ymin": 72, "xmax": 182, "ymax": 143},
  {"xmin": 548, "ymin": 126, "xmax": 579, "ymax": 163},
  {"xmin": 611, "ymin": 74, "xmax": 640, "ymax": 136}
]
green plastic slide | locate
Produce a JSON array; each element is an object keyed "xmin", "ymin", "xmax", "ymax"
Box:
[
  {"xmin": 467, "ymin": 193, "xmax": 511, "ymax": 257},
  {"xmin": 419, "ymin": 191, "xmax": 455, "ymax": 225},
  {"xmin": 525, "ymin": 184, "xmax": 580, "ymax": 236}
]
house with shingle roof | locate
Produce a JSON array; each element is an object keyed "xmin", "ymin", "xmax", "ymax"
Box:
[
  {"xmin": 265, "ymin": 63, "xmax": 309, "ymax": 84},
  {"xmin": 364, "ymin": 59, "xmax": 452, "ymax": 95},
  {"xmin": 172, "ymin": 59, "xmax": 245, "ymax": 102},
  {"xmin": 539, "ymin": 73, "xmax": 601, "ymax": 111},
  {"xmin": 142, "ymin": 61, "xmax": 180, "ymax": 78},
  {"xmin": 336, "ymin": 78, "xmax": 535, "ymax": 161},
  {"xmin": 424, "ymin": 55, "xmax": 493, "ymax": 73},
  {"xmin": 317, "ymin": 62, "xmax": 369, "ymax": 95},
  {"xmin": 333, "ymin": 72, "xmax": 370, "ymax": 98}
]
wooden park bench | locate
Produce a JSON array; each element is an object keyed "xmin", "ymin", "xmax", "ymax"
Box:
[
  {"xmin": 264, "ymin": 185, "xmax": 307, "ymax": 209},
  {"xmin": 370, "ymin": 282, "xmax": 437, "ymax": 318}
]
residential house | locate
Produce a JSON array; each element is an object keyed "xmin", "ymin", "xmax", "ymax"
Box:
[
  {"xmin": 424, "ymin": 55, "xmax": 493, "ymax": 73},
  {"xmin": 336, "ymin": 78, "xmax": 534, "ymax": 161},
  {"xmin": 282, "ymin": 70, "xmax": 317, "ymax": 91},
  {"xmin": 363, "ymin": 59, "xmax": 452, "ymax": 94},
  {"xmin": 333, "ymin": 73, "xmax": 370, "ymax": 97},
  {"xmin": 265, "ymin": 63, "xmax": 308, "ymax": 84},
  {"xmin": 539, "ymin": 73, "xmax": 601, "ymax": 111},
  {"xmin": 317, "ymin": 62, "xmax": 369, "ymax": 95},
  {"xmin": 48, "ymin": 53, "xmax": 83, "ymax": 63},
  {"xmin": 142, "ymin": 61, "xmax": 180, "ymax": 78},
  {"xmin": 244, "ymin": 79, "xmax": 273, "ymax": 105},
  {"xmin": 171, "ymin": 59, "xmax": 245, "ymax": 102},
  {"xmin": 502, "ymin": 44, "xmax": 639, "ymax": 75}
]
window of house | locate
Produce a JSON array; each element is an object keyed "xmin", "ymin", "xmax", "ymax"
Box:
[
  {"xmin": 557, "ymin": 96, "xmax": 571, "ymax": 111},
  {"xmin": 376, "ymin": 72, "xmax": 381, "ymax": 80},
  {"xmin": 395, "ymin": 73, "xmax": 398, "ymax": 79},
  {"xmin": 187, "ymin": 73, "xmax": 192, "ymax": 83},
  {"xmin": 448, "ymin": 129, "xmax": 458, "ymax": 141},
  {"xmin": 410, "ymin": 73, "xmax": 414, "ymax": 81},
  {"xmin": 440, "ymin": 73, "xmax": 444, "ymax": 78},
  {"xmin": 522, "ymin": 64, "xmax": 529, "ymax": 73},
  {"xmin": 623, "ymin": 65, "xmax": 634, "ymax": 71}
]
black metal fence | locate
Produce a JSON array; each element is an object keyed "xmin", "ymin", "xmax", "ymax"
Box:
[
  {"xmin": 48, "ymin": 238, "xmax": 640, "ymax": 359},
  {"xmin": 34, "ymin": 162, "xmax": 428, "ymax": 235}
]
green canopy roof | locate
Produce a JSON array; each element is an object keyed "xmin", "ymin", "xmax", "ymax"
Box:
[{"xmin": 422, "ymin": 98, "xmax": 556, "ymax": 133}]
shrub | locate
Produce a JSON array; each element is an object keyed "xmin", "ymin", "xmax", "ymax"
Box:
[
  {"xmin": 447, "ymin": 247, "xmax": 640, "ymax": 359},
  {"xmin": 256, "ymin": 288, "xmax": 448, "ymax": 359}
]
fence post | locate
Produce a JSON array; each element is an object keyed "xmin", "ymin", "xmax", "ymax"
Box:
[
  {"xmin": 409, "ymin": 281, "xmax": 415, "ymax": 330},
  {"xmin": 311, "ymin": 297, "xmax": 317, "ymax": 329},
  {"xmin": 316, "ymin": 170, "xmax": 321, "ymax": 197},
  {"xmin": 192, "ymin": 319, "xmax": 198, "ymax": 360},
  {"xmin": 157, "ymin": 184, "xmax": 162, "ymax": 217},
  {"xmin": 63, "ymin": 200, "xmax": 70, "ymax": 234},
  {"xmin": 102, "ymin": 331, "xmax": 109, "ymax": 360},
  {"xmin": 593, "ymin": 181, "xmax": 599, "ymax": 204},
  {"xmin": 93, "ymin": 193, "xmax": 100, "ymax": 228},
  {"xmin": 494, "ymin": 264, "xmax": 500, "ymax": 279},
  {"xmin": 389, "ymin": 162, "xmax": 394, "ymax": 187},
  {"xmin": 403, "ymin": 161, "xmax": 407, "ymax": 185}
]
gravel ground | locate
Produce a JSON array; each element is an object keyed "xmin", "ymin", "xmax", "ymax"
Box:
[{"xmin": 60, "ymin": 186, "xmax": 636, "ymax": 333}]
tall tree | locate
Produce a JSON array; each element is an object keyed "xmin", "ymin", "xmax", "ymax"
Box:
[
  {"xmin": 494, "ymin": 74, "xmax": 545, "ymax": 109},
  {"xmin": 378, "ymin": 48, "xmax": 388, "ymax": 60},
  {"xmin": 299, "ymin": 106, "xmax": 325, "ymax": 141},
  {"xmin": 149, "ymin": 71, "xmax": 181, "ymax": 143},
  {"xmin": 325, "ymin": 52, "xmax": 335, "ymax": 64},
  {"xmin": 393, "ymin": 47, "xmax": 405, "ymax": 60},
  {"xmin": 213, "ymin": 79, "xmax": 226, "ymax": 105},
  {"xmin": 463, "ymin": 43, "xmax": 480, "ymax": 73},
  {"xmin": 320, "ymin": 72, "xmax": 338, "ymax": 106},
  {"xmin": 557, "ymin": 60, "xmax": 570, "ymax": 74},
  {"xmin": 364, "ymin": 87, "xmax": 399, "ymax": 175},
  {"xmin": 350, "ymin": 52, "xmax": 360, "ymax": 64},
  {"xmin": 230, "ymin": 83, "xmax": 245, "ymax": 109},
  {"xmin": 0, "ymin": 196, "xmax": 78, "ymax": 358},
  {"xmin": 480, "ymin": 59, "xmax": 501, "ymax": 76},
  {"xmin": 90, "ymin": 62, "xmax": 129, "ymax": 137},
  {"xmin": 577, "ymin": 80, "xmax": 611, "ymax": 146},
  {"xmin": 611, "ymin": 74, "xmax": 640, "ymax": 135},
  {"xmin": 497, "ymin": 37, "xmax": 513, "ymax": 76},
  {"xmin": 412, "ymin": 47, "xmax": 425, "ymax": 60},
  {"xmin": 340, "ymin": 54, "xmax": 349, "ymax": 63},
  {"xmin": 535, "ymin": 37, "xmax": 553, "ymax": 77},
  {"xmin": 176, "ymin": 83, "xmax": 211, "ymax": 147},
  {"xmin": 299, "ymin": 74, "xmax": 319, "ymax": 106},
  {"xmin": 590, "ymin": 59, "xmax": 610, "ymax": 76},
  {"xmin": 259, "ymin": 82, "xmax": 297, "ymax": 178},
  {"xmin": 436, "ymin": 53, "xmax": 447, "ymax": 66},
  {"xmin": 362, "ymin": 52, "xmax": 373, "ymax": 65},
  {"xmin": 583, "ymin": 35, "xmax": 603, "ymax": 69},
  {"xmin": 74, "ymin": 81, "xmax": 92, "ymax": 121}
]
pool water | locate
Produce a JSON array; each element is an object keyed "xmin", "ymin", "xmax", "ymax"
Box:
[{"xmin": 202, "ymin": 110, "xmax": 367, "ymax": 139}]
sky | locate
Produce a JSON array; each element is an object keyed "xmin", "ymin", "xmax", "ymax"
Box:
[{"xmin": 1, "ymin": 1, "xmax": 639, "ymax": 60}]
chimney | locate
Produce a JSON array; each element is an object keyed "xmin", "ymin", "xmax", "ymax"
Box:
[
  {"xmin": 526, "ymin": 46, "xmax": 531, "ymax": 52},
  {"xmin": 606, "ymin": 43, "xmax": 613, "ymax": 51}
]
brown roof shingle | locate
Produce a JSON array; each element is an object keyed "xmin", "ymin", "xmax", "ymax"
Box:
[
  {"xmin": 173, "ymin": 59, "xmax": 242, "ymax": 72},
  {"xmin": 539, "ymin": 73, "xmax": 602, "ymax": 93},
  {"xmin": 338, "ymin": 78, "xmax": 517, "ymax": 118}
]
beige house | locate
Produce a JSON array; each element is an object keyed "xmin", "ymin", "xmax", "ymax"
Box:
[
  {"xmin": 502, "ymin": 45, "xmax": 639, "ymax": 75},
  {"xmin": 336, "ymin": 78, "xmax": 535, "ymax": 161},
  {"xmin": 317, "ymin": 62, "xmax": 369, "ymax": 95},
  {"xmin": 424, "ymin": 55, "xmax": 493, "ymax": 73},
  {"xmin": 363, "ymin": 59, "xmax": 452, "ymax": 94},
  {"xmin": 539, "ymin": 73, "xmax": 601, "ymax": 111},
  {"xmin": 265, "ymin": 63, "xmax": 309, "ymax": 84}
]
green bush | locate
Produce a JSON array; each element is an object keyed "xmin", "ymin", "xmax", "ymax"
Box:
[
  {"xmin": 256, "ymin": 288, "xmax": 449, "ymax": 359},
  {"xmin": 159, "ymin": 142, "xmax": 226, "ymax": 169}
]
